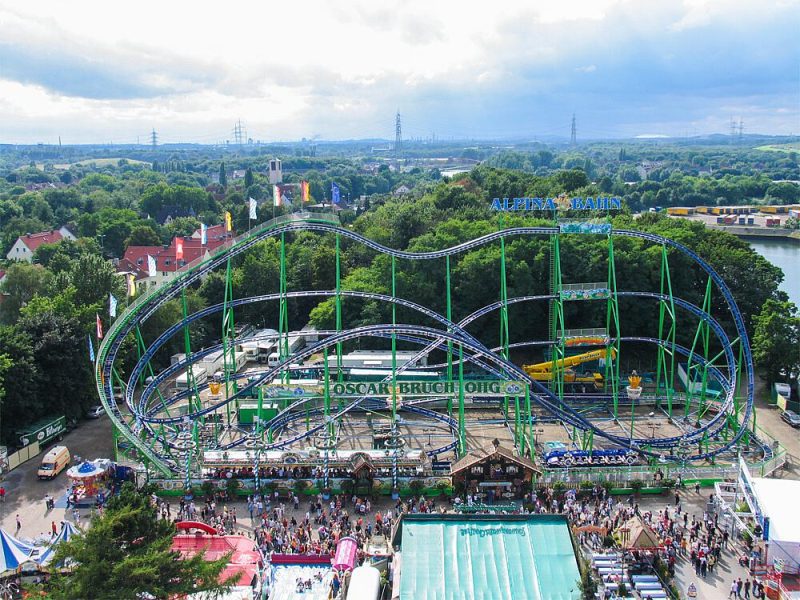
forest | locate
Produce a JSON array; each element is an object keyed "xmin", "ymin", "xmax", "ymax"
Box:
[{"xmin": 0, "ymin": 142, "xmax": 797, "ymax": 445}]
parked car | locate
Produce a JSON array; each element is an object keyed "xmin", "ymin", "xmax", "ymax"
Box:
[
  {"xmin": 86, "ymin": 405, "xmax": 105, "ymax": 419},
  {"xmin": 781, "ymin": 410, "xmax": 800, "ymax": 428}
]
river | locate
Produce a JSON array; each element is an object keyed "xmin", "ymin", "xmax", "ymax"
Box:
[{"xmin": 748, "ymin": 238, "xmax": 800, "ymax": 306}]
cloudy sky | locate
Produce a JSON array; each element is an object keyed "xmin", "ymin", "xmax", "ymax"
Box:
[{"xmin": 0, "ymin": 0, "xmax": 798, "ymax": 144}]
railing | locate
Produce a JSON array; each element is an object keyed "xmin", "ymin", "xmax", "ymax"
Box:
[{"xmin": 561, "ymin": 282, "xmax": 607, "ymax": 291}]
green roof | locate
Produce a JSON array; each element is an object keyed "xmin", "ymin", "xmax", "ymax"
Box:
[{"xmin": 398, "ymin": 514, "xmax": 581, "ymax": 600}]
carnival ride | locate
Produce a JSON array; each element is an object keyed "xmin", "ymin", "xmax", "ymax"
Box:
[{"xmin": 95, "ymin": 211, "xmax": 759, "ymax": 482}]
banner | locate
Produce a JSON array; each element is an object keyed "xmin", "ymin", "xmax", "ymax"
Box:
[
  {"xmin": 126, "ymin": 273, "xmax": 136, "ymax": 297},
  {"xmin": 249, "ymin": 197, "xmax": 258, "ymax": 219},
  {"xmin": 200, "ymin": 223, "xmax": 208, "ymax": 245},
  {"xmin": 175, "ymin": 238, "xmax": 184, "ymax": 261},
  {"xmin": 88, "ymin": 335, "xmax": 95, "ymax": 363},
  {"xmin": 108, "ymin": 293, "xmax": 117, "ymax": 318},
  {"xmin": 273, "ymin": 185, "xmax": 282, "ymax": 207},
  {"xmin": 147, "ymin": 255, "xmax": 157, "ymax": 277},
  {"xmin": 96, "ymin": 314, "xmax": 103, "ymax": 340},
  {"xmin": 224, "ymin": 211, "xmax": 232, "ymax": 232},
  {"xmin": 331, "ymin": 182, "xmax": 341, "ymax": 204},
  {"xmin": 301, "ymin": 181, "xmax": 310, "ymax": 202}
]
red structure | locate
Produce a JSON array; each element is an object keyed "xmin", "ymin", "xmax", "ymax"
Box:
[{"xmin": 171, "ymin": 532, "xmax": 262, "ymax": 587}]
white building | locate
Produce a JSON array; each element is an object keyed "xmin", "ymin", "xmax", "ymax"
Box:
[{"xmin": 6, "ymin": 226, "xmax": 76, "ymax": 262}]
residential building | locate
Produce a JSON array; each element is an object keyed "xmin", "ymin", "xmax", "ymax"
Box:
[{"xmin": 5, "ymin": 226, "xmax": 76, "ymax": 262}]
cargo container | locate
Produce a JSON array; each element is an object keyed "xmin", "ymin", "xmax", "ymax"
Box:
[
  {"xmin": 17, "ymin": 415, "xmax": 66, "ymax": 448},
  {"xmin": 236, "ymin": 402, "xmax": 279, "ymax": 425}
]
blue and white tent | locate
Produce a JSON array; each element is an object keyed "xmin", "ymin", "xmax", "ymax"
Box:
[
  {"xmin": 37, "ymin": 522, "xmax": 78, "ymax": 567},
  {"xmin": 0, "ymin": 529, "xmax": 33, "ymax": 573}
]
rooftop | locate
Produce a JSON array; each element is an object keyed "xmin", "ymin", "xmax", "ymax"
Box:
[{"xmin": 393, "ymin": 514, "xmax": 580, "ymax": 600}]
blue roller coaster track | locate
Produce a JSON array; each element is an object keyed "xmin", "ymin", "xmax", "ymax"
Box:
[{"xmin": 96, "ymin": 213, "xmax": 756, "ymax": 475}]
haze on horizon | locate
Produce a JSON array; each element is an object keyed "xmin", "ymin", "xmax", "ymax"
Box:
[{"xmin": 0, "ymin": 0, "xmax": 798, "ymax": 145}]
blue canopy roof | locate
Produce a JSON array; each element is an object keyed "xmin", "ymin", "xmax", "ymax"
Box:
[{"xmin": 0, "ymin": 529, "xmax": 32, "ymax": 573}]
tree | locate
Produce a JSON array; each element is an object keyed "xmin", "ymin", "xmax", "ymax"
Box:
[
  {"xmin": 43, "ymin": 484, "xmax": 234, "ymax": 599},
  {"xmin": 0, "ymin": 327, "xmax": 38, "ymax": 443},
  {"xmin": 0, "ymin": 262, "xmax": 50, "ymax": 323},
  {"xmin": 124, "ymin": 225, "xmax": 163, "ymax": 249},
  {"xmin": 752, "ymin": 299, "xmax": 800, "ymax": 383},
  {"xmin": 219, "ymin": 161, "xmax": 227, "ymax": 188},
  {"xmin": 244, "ymin": 167, "xmax": 254, "ymax": 189}
]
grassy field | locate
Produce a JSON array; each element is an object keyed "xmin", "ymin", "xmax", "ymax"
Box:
[
  {"xmin": 49, "ymin": 158, "xmax": 151, "ymax": 169},
  {"xmin": 755, "ymin": 142, "xmax": 800, "ymax": 153}
]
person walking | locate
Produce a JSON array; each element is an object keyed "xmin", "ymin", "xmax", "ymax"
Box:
[
  {"xmin": 744, "ymin": 579, "xmax": 751, "ymax": 599},
  {"xmin": 0, "ymin": 486, "xmax": 6, "ymax": 502},
  {"xmin": 729, "ymin": 581, "xmax": 738, "ymax": 599},
  {"xmin": 51, "ymin": 521, "xmax": 57, "ymax": 537}
]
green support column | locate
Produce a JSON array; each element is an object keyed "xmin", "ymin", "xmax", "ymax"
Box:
[
  {"xmin": 335, "ymin": 234, "xmax": 343, "ymax": 391},
  {"xmin": 499, "ymin": 226, "xmax": 510, "ymax": 423},
  {"xmin": 391, "ymin": 256, "xmax": 397, "ymax": 425},
  {"xmin": 549, "ymin": 234, "xmax": 565, "ymax": 404},
  {"xmin": 606, "ymin": 235, "xmax": 621, "ymax": 420},
  {"xmin": 524, "ymin": 386, "xmax": 533, "ymax": 459},
  {"xmin": 323, "ymin": 347, "xmax": 333, "ymax": 438},
  {"xmin": 279, "ymin": 232, "xmax": 290, "ymax": 385},
  {"xmin": 686, "ymin": 277, "xmax": 713, "ymax": 421},
  {"xmin": 445, "ymin": 255, "xmax": 453, "ymax": 417},
  {"xmin": 181, "ymin": 287, "xmax": 202, "ymax": 446},
  {"xmin": 134, "ymin": 326, "xmax": 170, "ymax": 417},
  {"xmin": 458, "ymin": 343, "xmax": 465, "ymax": 455},
  {"xmin": 222, "ymin": 257, "xmax": 236, "ymax": 427},
  {"xmin": 655, "ymin": 245, "xmax": 677, "ymax": 416}
]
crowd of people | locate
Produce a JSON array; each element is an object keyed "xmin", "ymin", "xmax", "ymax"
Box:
[{"xmin": 151, "ymin": 480, "xmax": 765, "ymax": 600}]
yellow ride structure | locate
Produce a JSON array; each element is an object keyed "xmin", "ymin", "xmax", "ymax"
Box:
[{"xmin": 522, "ymin": 348, "xmax": 617, "ymax": 389}]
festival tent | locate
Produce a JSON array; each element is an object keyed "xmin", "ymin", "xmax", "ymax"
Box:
[
  {"xmin": 0, "ymin": 529, "xmax": 33, "ymax": 574},
  {"xmin": 614, "ymin": 516, "xmax": 662, "ymax": 550},
  {"xmin": 37, "ymin": 522, "xmax": 78, "ymax": 567}
]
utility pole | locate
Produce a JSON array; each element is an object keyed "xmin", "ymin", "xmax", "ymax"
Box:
[
  {"xmin": 150, "ymin": 129, "xmax": 158, "ymax": 148},
  {"xmin": 570, "ymin": 113, "xmax": 577, "ymax": 145},
  {"xmin": 233, "ymin": 120, "xmax": 247, "ymax": 145},
  {"xmin": 730, "ymin": 118, "xmax": 737, "ymax": 144},
  {"xmin": 738, "ymin": 119, "xmax": 744, "ymax": 144},
  {"xmin": 394, "ymin": 110, "xmax": 402, "ymax": 159}
]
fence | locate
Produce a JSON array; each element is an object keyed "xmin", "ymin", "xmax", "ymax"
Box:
[{"xmin": 5, "ymin": 441, "xmax": 41, "ymax": 472}]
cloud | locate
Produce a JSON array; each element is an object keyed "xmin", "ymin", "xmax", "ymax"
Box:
[{"xmin": 0, "ymin": 0, "xmax": 797, "ymax": 142}]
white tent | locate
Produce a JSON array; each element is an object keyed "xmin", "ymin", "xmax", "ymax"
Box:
[
  {"xmin": 37, "ymin": 522, "xmax": 78, "ymax": 567},
  {"xmin": 0, "ymin": 529, "xmax": 33, "ymax": 574}
]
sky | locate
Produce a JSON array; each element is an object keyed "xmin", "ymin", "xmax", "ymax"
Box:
[{"xmin": 0, "ymin": 0, "xmax": 798, "ymax": 144}]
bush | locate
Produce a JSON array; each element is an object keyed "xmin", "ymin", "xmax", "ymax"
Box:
[
  {"xmin": 629, "ymin": 480, "xmax": 644, "ymax": 494},
  {"xmin": 409, "ymin": 480, "xmax": 425, "ymax": 495}
]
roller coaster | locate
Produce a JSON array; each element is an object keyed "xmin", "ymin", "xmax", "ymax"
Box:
[{"xmin": 95, "ymin": 211, "xmax": 759, "ymax": 481}]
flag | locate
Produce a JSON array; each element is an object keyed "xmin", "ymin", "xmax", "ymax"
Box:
[
  {"xmin": 282, "ymin": 191, "xmax": 292, "ymax": 206},
  {"xmin": 88, "ymin": 335, "xmax": 95, "ymax": 363},
  {"xmin": 96, "ymin": 314, "xmax": 103, "ymax": 340},
  {"xmin": 301, "ymin": 181, "xmax": 310, "ymax": 202},
  {"xmin": 331, "ymin": 182, "xmax": 341, "ymax": 204},
  {"xmin": 176, "ymin": 238, "xmax": 184, "ymax": 261},
  {"xmin": 224, "ymin": 211, "xmax": 232, "ymax": 232},
  {"xmin": 273, "ymin": 185, "xmax": 281, "ymax": 207},
  {"xmin": 147, "ymin": 255, "xmax": 157, "ymax": 277},
  {"xmin": 109, "ymin": 293, "xmax": 117, "ymax": 318},
  {"xmin": 200, "ymin": 223, "xmax": 208, "ymax": 245},
  {"xmin": 126, "ymin": 273, "xmax": 136, "ymax": 297},
  {"xmin": 249, "ymin": 197, "xmax": 258, "ymax": 220}
]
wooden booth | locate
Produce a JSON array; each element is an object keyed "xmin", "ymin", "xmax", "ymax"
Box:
[{"xmin": 450, "ymin": 439, "xmax": 541, "ymax": 501}]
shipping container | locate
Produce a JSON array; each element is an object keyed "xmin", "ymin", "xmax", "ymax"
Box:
[{"xmin": 17, "ymin": 415, "xmax": 66, "ymax": 448}]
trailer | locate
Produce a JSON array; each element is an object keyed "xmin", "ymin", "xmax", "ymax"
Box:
[{"xmin": 17, "ymin": 415, "xmax": 66, "ymax": 448}]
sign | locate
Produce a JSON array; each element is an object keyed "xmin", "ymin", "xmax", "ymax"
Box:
[
  {"xmin": 330, "ymin": 380, "xmax": 526, "ymax": 398},
  {"xmin": 491, "ymin": 196, "xmax": 621, "ymax": 212},
  {"xmin": 431, "ymin": 461, "xmax": 451, "ymax": 471}
]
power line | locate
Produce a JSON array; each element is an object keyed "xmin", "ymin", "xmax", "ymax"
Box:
[
  {"xmin": 570, "ymin": 113, "xmax": 577, "ymax": 145},
  {"xmin": 233, "ymin": 119, "xmax": 247, "ymax": 145},
  {"xmin": 150, "ymin": 128, "xmax": 158, "ymax": 148},
  {"xmin": 395, "ymin": 110, "xmax": 402, "ymax": 157}
]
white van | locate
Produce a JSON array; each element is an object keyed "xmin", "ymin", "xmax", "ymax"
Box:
[{"xmin": 38, "ymin": 446, "xmax": 71, "ymax": 480}]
